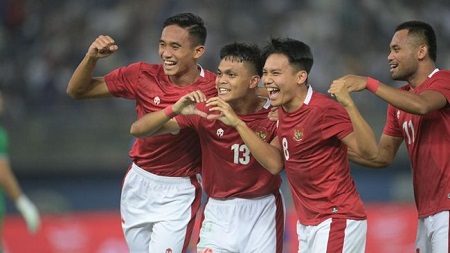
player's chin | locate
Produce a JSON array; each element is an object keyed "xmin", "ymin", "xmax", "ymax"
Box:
[
  {"xmin": 269, "ymin": 98, "xmax": 281, "ymax": 107},
  {"xmin": 217, "ymin": 93, "xmax": 232, "ymax": 101},
  {"xmin": 162, "ymin": 66, "xmax": 178, "ymax": 76}
]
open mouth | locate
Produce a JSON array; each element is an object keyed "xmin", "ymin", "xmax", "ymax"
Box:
[
  {"xmin": 164, "ymin": 60, "xmax": 176, "ymax": 67},
  {"xmin": 389, "ymin": 63, "xmax": 397, "ymax": 72},
  {"xmin": 218, "ymin": 87, "xmax": 231, "ymax": 95},
  {"xmin": 267, "ymin": 87, "xmax": 280, "ymax": 96}
]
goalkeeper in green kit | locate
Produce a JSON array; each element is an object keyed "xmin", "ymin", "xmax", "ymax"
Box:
[{"xmin": 0, "ymin": 91, "xmax": 40, "ymax": 252}]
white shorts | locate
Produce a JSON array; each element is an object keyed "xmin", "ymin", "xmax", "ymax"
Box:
[
  {"xmin": 121, "ymin": 163, "xmax": 202, "ymax": 253},
  {"xmin": 416, "ymin": 210, "xmax": 450, "ymax": 253},
  {"xmin": 197, "ymin": 191, "xmax": 285, "ymax": 253},
  {"xmin": 297, "ymin": 218, "xmax": 367, "ymax": 253}
]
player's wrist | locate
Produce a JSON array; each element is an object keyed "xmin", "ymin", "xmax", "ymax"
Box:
[
  {"xmin": 366, "ymin": 77, "xmax": 380, "ymax": 93},
  {"xmin": 233, "ymin": 119, "xmax": 245, "ymax": 129},
  {"xmin": 163, "ymin": 105, "xmax": 177, "ymax": 119}
]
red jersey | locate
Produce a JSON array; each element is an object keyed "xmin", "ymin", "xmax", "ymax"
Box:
[
  {"xmin": 277, "ymin": 86, "xmax": 366, "ymax": 225},
  {"xmin": 105, "ymin": 62, "xmax": 217, "ymax": 177},
  {"xmin": 176, "ymin": 99, "xmax": 282, "ymax": 199},
  {"xmin": 383, "ymin": 69, "xmax": 450, "ymax": 218}
]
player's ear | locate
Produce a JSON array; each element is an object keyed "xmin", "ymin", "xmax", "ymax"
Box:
[
  {"xmin": 193, "ymin": 45, "xmax": 205, "ymax": 60},
  {"xmin": 296, "ymin": 70, "xmax": 308, "ymax": 85},
  {"xmin": 249, "ymin": 75, "xmax": 260, "ymax": 89},
  {"xmin": 417, "ymin": 44, "xmax": 427, "ymax": 60}
]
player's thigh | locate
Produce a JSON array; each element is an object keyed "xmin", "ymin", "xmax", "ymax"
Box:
[
  {"xmin": 431, "ymin": 211, "xmax": 450, "ymax": 252},
  {"xmin": 416, "ymin": 218, "xmax": 432, "ymax": 253},
  {"xmin": 121, "ymin": 166, "xmax": 200, "ymax": 253},
  {"xmin": 341, "ymin": 219, "xmax": 367, "ymax": 253},
  {"xmin": 244, "ymin": 193, "xmax": 285, "ymax": 253},
  {"xmin": 420, "ymin": 211, "xmax": 450, "ymax": 253},
  {"xmin": 197, "ymin": 202, "xmax": 234, "ymax": 253},
  {"xmin": 149, "ymin": 220, "xmax": 192, "ymax": 253},
  {"xmin": 297, "ymin": 218, "xmax": 366, "ymax": 253}
]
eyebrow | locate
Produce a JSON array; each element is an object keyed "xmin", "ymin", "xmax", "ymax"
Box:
[
  {"xmin": 217, "ymin": 67, "xmax": 237, "ymax": 74},
  {"xmin": 159, "ymin": 40, "xmax": 182, "ymax": 47}
]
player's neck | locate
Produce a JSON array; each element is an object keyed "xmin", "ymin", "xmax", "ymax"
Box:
[
  {"xmin": 408, "ymin": 63, "xmax": 437, "ymax": 89},
  {"xmin": 283, "ymin": 85, "xmax": 307, "ymax": 113},
  {"xmin": 169, "ymin": 65, "xmax": 201, "ymax": 86},
  {"xmin": 232, "ymin": 95, "xmax": 266, "ymax": 115}
]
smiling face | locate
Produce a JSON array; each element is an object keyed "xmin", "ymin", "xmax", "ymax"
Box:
[
  {"xmin": 215, "ymin": 58, "xmax": 258, "ymax": 102},
  {"xmin": 388, "ymin": 29, "xmax": 421, "ymax": 82},
  {"xmin": 262, "ymin": 53, "xmax": 304, "ymax": 109},
  {"xmin": 158, "ymin": 25, "xmax": 202, "ymax": 82}
]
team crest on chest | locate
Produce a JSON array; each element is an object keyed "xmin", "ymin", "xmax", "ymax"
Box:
[
  {"xmin": 255, "ymin": 127, "xmax": 269, "ymax": 141},
  {"xmin": 154, "ymin": 96, "xmax": 161, "ymax": 105},
  {"xmin": 293, "ymin": 128, "xmax": 304, "ymax": 142}
]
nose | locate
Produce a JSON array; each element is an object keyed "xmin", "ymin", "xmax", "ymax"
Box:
[
  {"xmin": 387, "ymin": 50, "xmax": 394, "ymax": 62},
  {"xmin": 217, "ymin": 75, "xmax": 227, "ymax": 84},
  {"xmin": 262, "ymin": 76, "xmax": 272, "ymax": 86},
  {"xmin": 159, "ymin": 47, "xmax": 172, "ymax": 59}
]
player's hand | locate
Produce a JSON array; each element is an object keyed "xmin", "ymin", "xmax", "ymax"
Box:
[
  {"xmin": 205, "ymin": 97, "xmax": 242, "ymax": 127},
  {"xmin": 268, "ymin": 106, "xmax": 279, "ymax": 122},
  {"xmin": 328, "ymin": 78, "xmax": 354, "ymax": 107},
  {"xmin": 15, "ymin": 194, "xmax": 41, "ymax": 234},
  {"xmin": 173, "ymin": 90, "xmax": 208, "ymax": 117},
  {"xmin": 86, "ymin": 35, "xmax": 118, "ymax": 59},
  {"xmin": 336, "ymin": 74, "xmax": 368, "ymax": 92}
]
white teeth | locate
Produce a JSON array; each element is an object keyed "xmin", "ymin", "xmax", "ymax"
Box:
[
  {"xmin": 164, "ymin": 60, "xmax": 176, "ymax": 66},
  {"xmin": 267, "ymin": 88, "xmax": 279, "ymax": 92},
  {"xmin": 218, "ymin": 88, "xmax": 230, "ymax": 94}
]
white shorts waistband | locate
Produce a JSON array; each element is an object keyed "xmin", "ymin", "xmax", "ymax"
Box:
[
  {"xmin": 131, "ymin": 163, "xmax": 196, "ymax": 185},
  {"xmin": 208, "ymin": 194, "xmax": 274, "ymax": 205}
]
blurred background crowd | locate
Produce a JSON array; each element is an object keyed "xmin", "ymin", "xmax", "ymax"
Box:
[{"xmin": 0, "ymin": 0, "xmax": 449, "ymax": 251}]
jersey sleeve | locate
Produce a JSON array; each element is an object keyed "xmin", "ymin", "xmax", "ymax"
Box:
[
  {"xmin": 428, "ymin": 71, "xmax": 450, "ymax": 104},
  {"xmin": 382, "ymin": 104, "xmax": 403, "ymax": 137},
  {"xmin": 321, "ymin": 104, "xmax": 353, "ymax": 140},
  {"xmin": 104, "ymin": 62, "xmax": 143, "ymax": 99}
]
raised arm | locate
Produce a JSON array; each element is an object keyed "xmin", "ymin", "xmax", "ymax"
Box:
[
  {"xmin": 329, "ymin": 78, "xmax": 378, "ymax": 160},
  {"xmin": 341, "ymin": 74, "xmax": 447, "ymax": 115},
  {"xmin": 67, "ymin": 35, "xmax": 118, "ymax": 99}
]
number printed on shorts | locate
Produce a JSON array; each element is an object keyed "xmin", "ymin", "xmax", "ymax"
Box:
[
  {"xmin": 231, "ymin": 144, "xmax": 250, "ymax": 165},
  {"xmin": 402, "ymin": 120, "xmax": 415, "ymax": 144}
]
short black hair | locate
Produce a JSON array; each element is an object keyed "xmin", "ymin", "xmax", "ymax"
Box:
[
  {"xmin": 396, "ymin": 20, "xmax": 437, "ymax": 62},
  {"xmin": 261, "ymin": 38, "xmax": 313, "ymax": 74},
  {"xmin": 220, "ymin": 42, "xmax": 263, "ymax": 76},
  {"xmin": 163, "ymin": 13, "xmax": 207, "ymax": 46}
]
